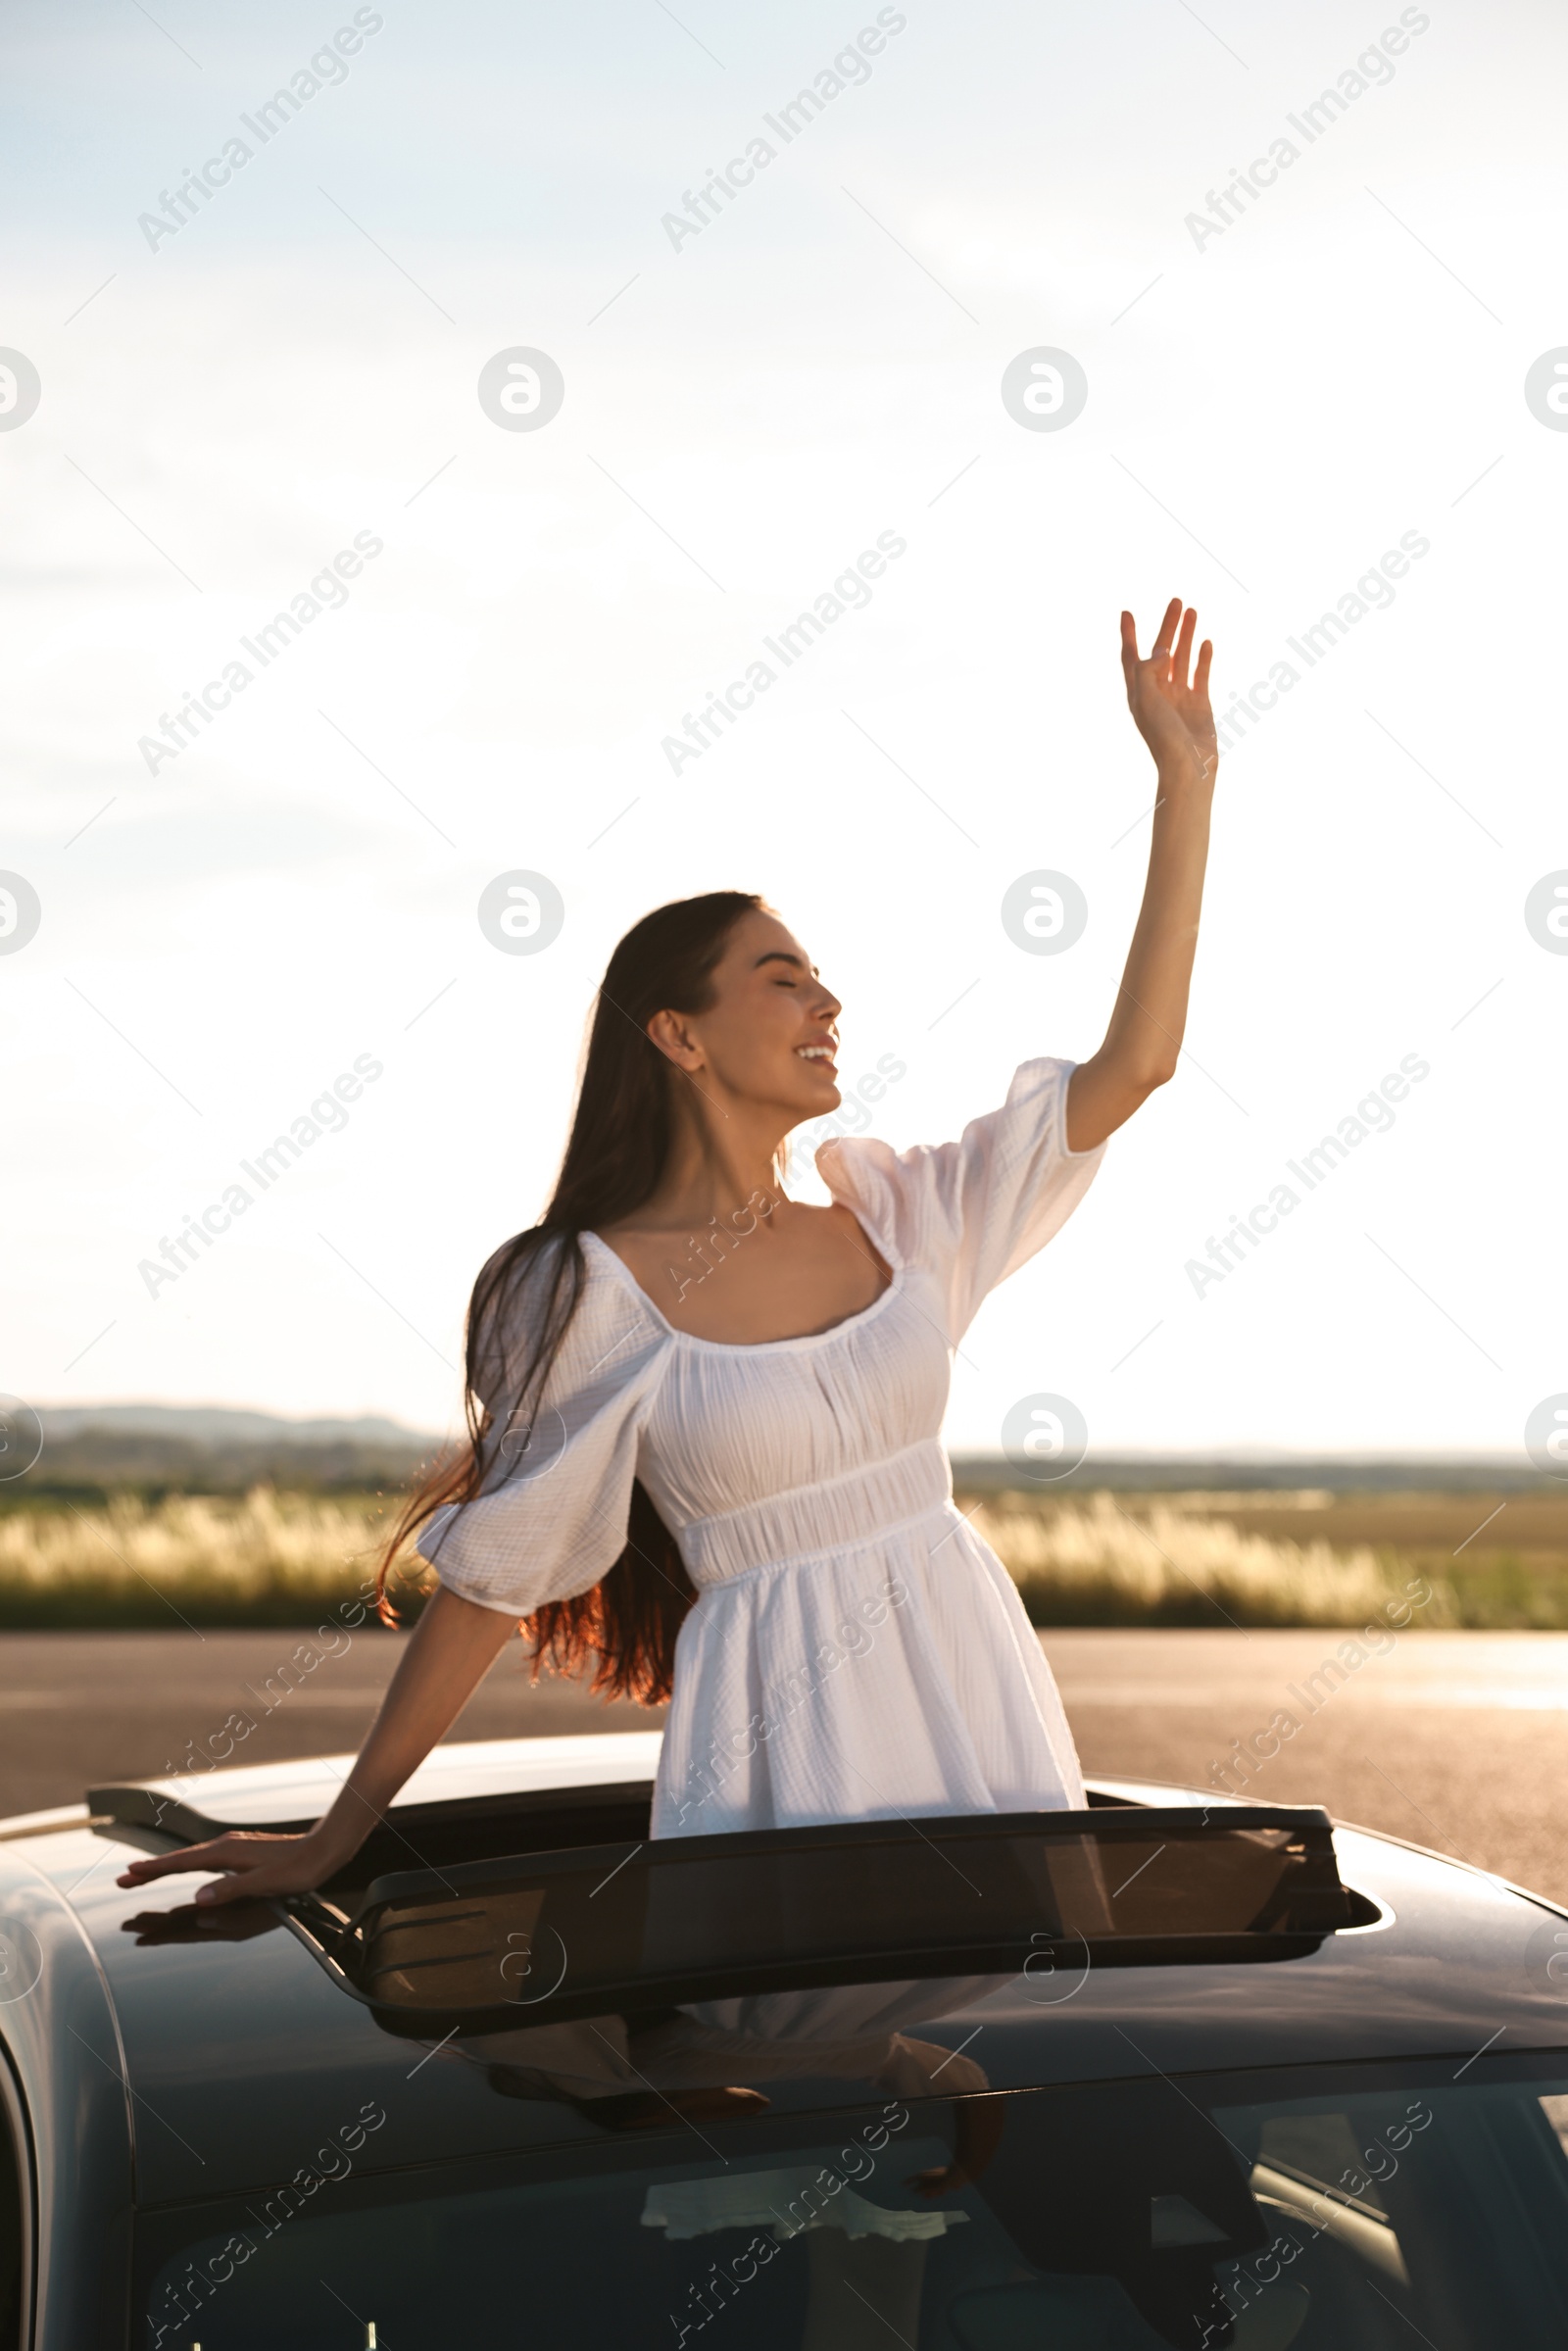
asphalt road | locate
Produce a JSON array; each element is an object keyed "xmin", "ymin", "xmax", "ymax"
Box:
[{"xmin": 3, "ymin": 1626, "xmax": 1566, "ymax": 1905}]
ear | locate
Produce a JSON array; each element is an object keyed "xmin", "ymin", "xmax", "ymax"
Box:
[{"xmin": 646, "ymin": 1006, "xmax": 704, "ymax": 1071}]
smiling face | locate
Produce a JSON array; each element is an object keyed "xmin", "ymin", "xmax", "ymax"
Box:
[{"xmin": 647, "ymin": 906, "xmax": 843, "ymax": 1127}]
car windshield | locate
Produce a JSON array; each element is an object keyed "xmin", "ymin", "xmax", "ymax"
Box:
[{"xmin": 136, "ymin": 2053, "xmax": 1568, "ymax": 2349}]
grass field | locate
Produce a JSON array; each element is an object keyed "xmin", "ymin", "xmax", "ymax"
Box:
[
  {"xmin": 1, "ymin": 1482, "xmax": 1565, "ymax": 1630},
  {"xmin": 956, "ymin": 1486, "xmax": 1568, "ymax": 1630},
  {"xmin": 0, "ymin": 1490, "xmax": 413, "ymax": 1629}
]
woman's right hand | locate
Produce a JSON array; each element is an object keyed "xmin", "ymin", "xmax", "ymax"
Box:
[{"xmin": 115, "ymin": 1827, "xmax": 344, "ymax": 1906}]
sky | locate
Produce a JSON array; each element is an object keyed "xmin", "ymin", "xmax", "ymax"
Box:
[{"xmin": 2, "ymin": 0, "xmax": 1565, "ymax": 1460}]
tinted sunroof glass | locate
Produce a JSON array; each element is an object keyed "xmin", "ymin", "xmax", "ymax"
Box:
[
  {"xmin": 136, "ymin": 2056, "xmax": 1568, "ymax": 2348},
  {"xmin": 337, "ymin": 1810, "xmax": 1350, "ymax": 2026}
]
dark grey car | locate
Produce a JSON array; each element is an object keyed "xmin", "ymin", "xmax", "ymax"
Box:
[{"xmin": 3, "ymin": 1731, "xmax": 1568, "ymax": 2349}]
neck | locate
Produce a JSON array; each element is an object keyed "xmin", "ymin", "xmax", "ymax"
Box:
[{"xmin": 639, "ymin": 1088, "xmax": 788, "ymax": 1228}]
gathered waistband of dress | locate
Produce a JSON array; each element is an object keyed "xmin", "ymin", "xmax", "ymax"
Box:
[{"xmin": 677, "ymin": 1439, "xmax": 954, "ymax": 1588}]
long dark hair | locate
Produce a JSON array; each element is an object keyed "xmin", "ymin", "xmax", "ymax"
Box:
[{"xmin": 378, "ymin": 891, "xmax": 766, "ymax": 1704}]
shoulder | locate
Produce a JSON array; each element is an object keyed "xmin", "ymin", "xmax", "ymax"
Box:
[
  {"xmin": 468, "ymin": 1229, "xmax": 670, "ymax": 1409},
  {"xmin": 469, "ymin": 1229, "xmax": 579, "ymax": 1352},
  {"xmin": 816, "ymin": 1060, "xmax": 1101, "ymax": 1334},
  {"xmin": 584, "ymin": 1223, "xmax": 687, "ymax": 1315}
]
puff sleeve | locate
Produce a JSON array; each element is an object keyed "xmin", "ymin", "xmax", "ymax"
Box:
[
  {"xmin": 816, "ymin": 1057, "xmax": 1105, "ymax": 1344},
  {"xmin": 416, "ymin": 1239, "xmax": 672, "ymax": 1616}
]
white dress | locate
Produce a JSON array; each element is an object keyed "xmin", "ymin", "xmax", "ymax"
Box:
[{"xmin": 418, "ymin": 1057, "xmax": 1106, "ymax": 1840}]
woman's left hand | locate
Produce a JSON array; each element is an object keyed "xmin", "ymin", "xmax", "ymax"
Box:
[{"xmin": 1120, "ymin": 598, "xmax": 1217, "ymax": 782}]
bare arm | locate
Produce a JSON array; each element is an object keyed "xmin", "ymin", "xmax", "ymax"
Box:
[
  {"xmin": 1066, "ymin": 598, "xmax": 1219, "ymax": 1154},
  {"xmin": 116, "ymin": 1586, "xmax": 519, "ymax": 1904}
]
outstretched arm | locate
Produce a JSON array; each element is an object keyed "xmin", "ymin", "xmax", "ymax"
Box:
[
  {"xmin": 1065, "ymin": 598, "xmax": 1219, "ymax": 1154},
  {"xmin": 116, "ymin": 1585, "xmax": 519, "ymax": 1904}
]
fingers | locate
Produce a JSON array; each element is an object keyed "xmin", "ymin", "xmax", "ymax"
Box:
[
  {"xmin": 195, "ymin": 1869, "xmax": 265, "ymax": 1908},
  {"xmin": 115, "ymin": 1832, "xmax": 267, "ymax": 1890},
  {"xmin": 1150, "ymin": 596, "xmax": 1182, "ymax": 666},
  {"xmin": 1126, "ymin": 601, "xmax": 1213, "ymax": 701},
  {"xmin": 117, "ymin": 1827, "xmax": 327, "ymax": 1907},
  {"xmin": 1172, "ymin": 605, "xmax": 1198, "ymax": 692},
  {"xmin": 1124, "ymin": 600, "xmax": 1188, "ymax": 678},
  {"xmin": 116, "ymin": 1842, "xmax": 226, "ymax": 1888}
]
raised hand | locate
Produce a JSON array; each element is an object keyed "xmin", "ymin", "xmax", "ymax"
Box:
[{"xmin": 1120, "ymin": 598, "xmax": 1217, "ymax": 782}]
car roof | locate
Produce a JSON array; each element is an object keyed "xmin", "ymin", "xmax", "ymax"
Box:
[{"xmin": 9, "ymin": 1735, "xmax": 1568, "ymax": 2211}]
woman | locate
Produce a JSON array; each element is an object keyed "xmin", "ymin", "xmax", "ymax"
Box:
[{"xmin": 120, "ymin": 598, "xmax": 1217, "ymax": 1906}]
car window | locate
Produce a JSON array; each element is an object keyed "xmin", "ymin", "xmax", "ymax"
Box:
[{"xmin": 134, "ymin": 2057, "xmax": 1568, "ymax": 2349}]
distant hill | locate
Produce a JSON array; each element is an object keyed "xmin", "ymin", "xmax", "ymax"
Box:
[
  {"xmin": 10, "ymin": 1407, "xmax": 1546, "ymax": 1500},
  {"xmin": 949, "ymin": 1451, "xmax": 1550, "ymax": 1494},
  {"xmin": 18, "ymin": 1403, "xmax": 446, "ymax": 1499},
  {"xmin": 35, "ymin": 1404, "xmax": 439, "ymax": 1447}
]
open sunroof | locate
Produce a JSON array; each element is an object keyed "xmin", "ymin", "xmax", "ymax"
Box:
[{"xmin": 278, "ymin": 1805, "xmax": 1365, "ymax": 2035}]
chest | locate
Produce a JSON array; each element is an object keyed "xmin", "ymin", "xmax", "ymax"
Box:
[
  {"xmin": 608, "ymin": 1207, "xmax": 890, "ymax": 1346},
  {"xmin": 636, "ymin": 1274, "xmax": 954, "ymax": 1523}
]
